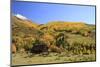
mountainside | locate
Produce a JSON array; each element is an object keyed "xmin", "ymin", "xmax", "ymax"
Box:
[
  {"xmin": 39, "ymin": 21, "xmax": 95, "ymax": 37},
  {"xmin": 12, "ymin": 15, "xmax": 95, "ymax": 37},
  {"xmin": 12, "ymin": 15, "xmax": 95, "ymax": 54},
  {"xmin": 12, "ymin": 15, "xmax": 96, "ymax": 65},
  {"xmin": 12, "ymin": 16, "xmax": 43, "ymax": 38}
]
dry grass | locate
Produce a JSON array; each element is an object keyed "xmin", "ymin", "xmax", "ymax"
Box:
[
  {"xmin": 12, "ymin": 16, "xmax": 96, "ymax": 66},
  {"xmin": 12, "ymin": 52, "xmax": 96, "ymax": 66}
]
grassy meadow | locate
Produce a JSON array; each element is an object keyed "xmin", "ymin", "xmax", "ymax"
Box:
[{"xmin": 12, "ymin": 16, "xmax": 96, "ymax": 66}]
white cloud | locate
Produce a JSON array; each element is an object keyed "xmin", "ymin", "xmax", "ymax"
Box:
[{"xmin": 15, "ymin": 14, "xmax": 27, "ymax": 20}]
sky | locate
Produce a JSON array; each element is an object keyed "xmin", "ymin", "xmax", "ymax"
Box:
[{"xmin": 12, "ymin": 1, "xmax": 96, "ymax": 24}]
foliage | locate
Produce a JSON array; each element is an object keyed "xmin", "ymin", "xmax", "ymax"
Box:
[{"xmin": 12, "ymin": 16, "xmax": 96, "ymax": 55}]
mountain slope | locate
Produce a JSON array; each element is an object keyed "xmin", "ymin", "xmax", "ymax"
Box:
[
  {"xmin": 12, "ymin": 16, "xmax": 43, "ymax": 38},
  {"xmin": 38, "ymin": 21, "xmax": 94, "ymax": 37},
  {"xmin": 12, "ymin": 15, "xmax": 95, "ymax": 53}
]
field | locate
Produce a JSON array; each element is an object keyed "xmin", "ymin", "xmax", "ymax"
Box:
[
  {"xmin": 11, "ymin": 16, "xmax": 96, "ymax": 66},
  {"xmin": 12, "ymin": 52, "xmax": 95, "ymax": 65}
]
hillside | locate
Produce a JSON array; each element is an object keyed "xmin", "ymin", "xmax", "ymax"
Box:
[
  {"xmin": 12, "ymin": 16, "xmax": 44, "ymax": 51},
  {"xmin": 12, "ymin": 15, "xmax": 95, "ymax": 50},
  {"xmin": 12, "ymin": 16, "xmax": 95, "ymax": 37},
  {"xmin": 12, "ymin": 15, "xmax": 96, "ymax": 65},
  {"xmin": 12, "ymin": 16, "xmax": 43, "ymax": 37},
  {"xmin": 39, "ymin": 21, "xmax": 95, "ymax": 37}
]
